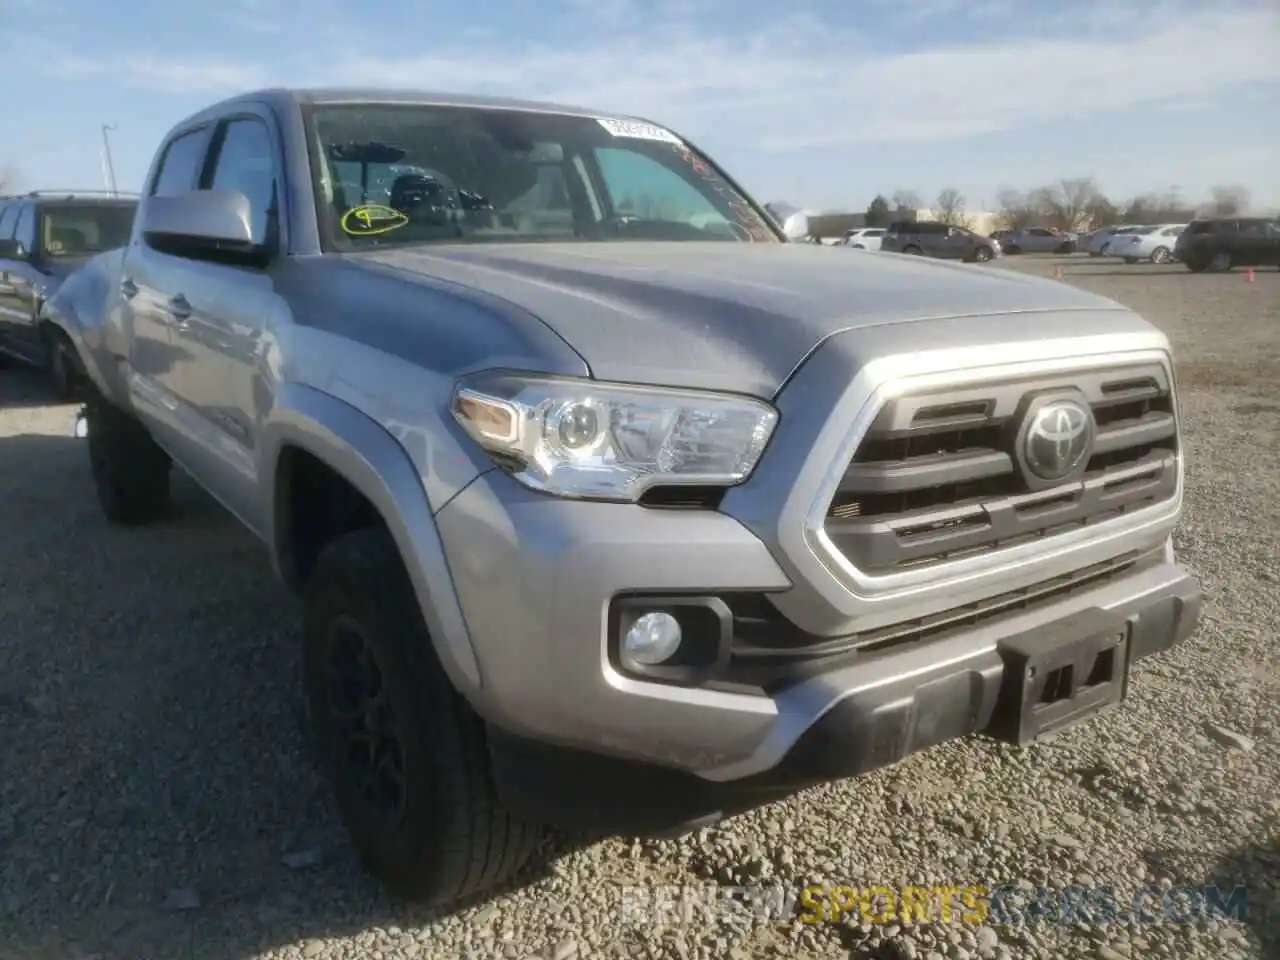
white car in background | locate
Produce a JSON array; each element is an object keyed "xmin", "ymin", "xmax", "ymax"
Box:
[
  {"xmin": 842, "ymin": 228, "xmax": 886, "ymax": 251},
  {"xmin": 1107, "ymin": 223, "xmax": 1187, "ymax": 264}
]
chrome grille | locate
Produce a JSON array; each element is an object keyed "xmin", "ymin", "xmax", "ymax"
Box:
[{"xmin": 824, "ymin": 363, "xmax": 1179, "ymax": 573}]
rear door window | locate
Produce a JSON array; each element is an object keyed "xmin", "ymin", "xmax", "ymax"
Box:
[{"xmin": 150, "ymin": 128, "xmax": 209, "ymax": 197}]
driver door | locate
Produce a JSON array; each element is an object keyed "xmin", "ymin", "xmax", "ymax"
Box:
[
  {"xmin": 156, "ymin": 111, "xmax": 287, "ymax": 535},
  {"xmin": 121, "ymin": 124, "xmax": 214, "ymax": 455}
]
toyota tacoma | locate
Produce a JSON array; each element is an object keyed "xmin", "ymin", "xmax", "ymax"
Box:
[{"xmin": 44, "ymin": 87, "xmax": 1202, "ymax": 906}]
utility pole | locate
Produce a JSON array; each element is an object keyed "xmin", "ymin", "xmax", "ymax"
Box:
[{"xmin": 100, "ymin": 124, "xmax": 119, "ymax": 195}]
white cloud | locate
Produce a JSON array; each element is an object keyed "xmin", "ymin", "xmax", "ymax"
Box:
[
  {"xmin": 22, "ymin": 42, "xmax": 266, "ymax": 94},
  {"xmin": 9, "ymin": 0, "xmax": 1279, "ymax": 152},
  {"xmin": 311, "ymin": 3, "xmax": 1278, "ymax": 152}
]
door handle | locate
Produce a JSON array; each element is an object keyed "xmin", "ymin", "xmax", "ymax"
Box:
[
  {"xmin": 120, "ymin": 277, "xmax": 139, "ymax": 299},
  {"xmin": 166, "ymin": 294, "xmax": 192, "ymax": 324}
]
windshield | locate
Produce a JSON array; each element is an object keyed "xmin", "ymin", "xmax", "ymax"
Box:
[
  {"xmin": 39, "ymin": 203, "xmax": 136, "ymax": 257},
  {"xmin": 305, "ymin": 104, "xmax": 780, "ymax": 251}
]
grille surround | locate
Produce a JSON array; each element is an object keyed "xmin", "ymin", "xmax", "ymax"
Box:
[
  {"xmin": 799, "ymin": 346, "xmax": 1184, "ymax": 603},
  {"xmin": 824, "ymin": 362, "xmax": 1179, "ymax": 574}
]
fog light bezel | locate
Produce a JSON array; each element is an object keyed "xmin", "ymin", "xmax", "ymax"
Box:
[{"xmin": 609, "ymin": 595, "xmax": 733, "ymax": 686}]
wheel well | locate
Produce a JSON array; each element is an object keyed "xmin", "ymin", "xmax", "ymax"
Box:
[
  {"xmin": 39, "ymin": 318, "xmax": 67, "ymax": 345},
  {"xmin": 276, "ymin": 445, "xmax": 385, "ymax": 588}
]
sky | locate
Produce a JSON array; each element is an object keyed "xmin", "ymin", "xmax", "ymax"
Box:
[{"xmin": 2, "ymin": 0, "xmax": 1277, "ymax": 214}]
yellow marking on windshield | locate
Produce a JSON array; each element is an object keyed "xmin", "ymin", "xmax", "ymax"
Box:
[{"xmin": 341, "ymin": 204, "xmax": 410, "ymax": 237}]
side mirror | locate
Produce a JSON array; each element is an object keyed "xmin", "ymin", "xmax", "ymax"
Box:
[
  {"xmin": 142, "ymin": 188, "xmax": 262, "ymax": 264},
  {"xmin": 781, "ymin": 211, "xmax": 810, "ymax": 241}
]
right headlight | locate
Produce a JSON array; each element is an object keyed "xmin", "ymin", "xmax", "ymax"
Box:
[{"xmin": 451, "ymin": 372, "xmax": 778, "ymax": 502}]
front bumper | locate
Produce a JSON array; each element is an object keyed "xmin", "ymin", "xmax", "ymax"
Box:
[{"xmin": 437, "ymin": 466, "xmax": 1200, "ymax": 781}]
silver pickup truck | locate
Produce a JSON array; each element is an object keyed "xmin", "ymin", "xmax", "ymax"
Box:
[{"xmin": 44, "ymin": 87, "xmax": 1202, "ymax": 906}]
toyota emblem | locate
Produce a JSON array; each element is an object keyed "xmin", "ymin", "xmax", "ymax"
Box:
[{"xmin": 1023, "ymin": 399, "xmax": 1094, "ymax": 482}]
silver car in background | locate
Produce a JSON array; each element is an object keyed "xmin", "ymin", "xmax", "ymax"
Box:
[
  {"xmin": 1108, "ymin": 224, "xmax": 1187, "ymax": 264},
  {"xmin": 1082, "ymin": 225, "xmax": 1140, "ymax": 257},
  {"xmin": 999, "ymin": 227, "xmax": 1077, "ymax": 254}
]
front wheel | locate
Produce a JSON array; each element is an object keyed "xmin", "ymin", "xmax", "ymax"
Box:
[
  {"xmin": 972, "ymin": 246, "xmax": 993, "ymax": 263},
  {"xmin": 86, "ymin": 390, "xmax": 171, "ymax": 525},
  {"xmin": 1208, "ymin": 252, "xmax": 1232, "ymax": 272},
  {"xmin": 1151, "ymin": 246, "xmax": 1172, "ymax": 264},
  {"xmin": 303, "ymin": 528, "xmax": 541, "ymax": 904},
  {"xmin": 44, "ymin": 328, "xmax": 79, "ymax": 401},
  {"xmin": 903, "ymin": 245, "xmax": 923, "ymax": 256}
]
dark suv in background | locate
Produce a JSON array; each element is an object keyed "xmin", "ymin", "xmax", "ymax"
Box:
[
  {"xmin": 880, "ymin": 220, "xmax": 1000, "ymax": 263},
  {"xmin": 1174, "ymin": 217, "xmax": 1280, "ymax": 273},
  {"xmin": 0, "ymin": 190, "xmax": 138, "ymax": 397}
]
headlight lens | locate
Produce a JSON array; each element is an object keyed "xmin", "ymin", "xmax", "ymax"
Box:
[{"xmin": 452, "ymin": 373, "xmax": 778, "ymax": 501}]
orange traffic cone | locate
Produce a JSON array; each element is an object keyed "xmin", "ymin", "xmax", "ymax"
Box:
[{"xmin": 1244, "ymin": 268, "xmax": 1255, "ymax": 282}]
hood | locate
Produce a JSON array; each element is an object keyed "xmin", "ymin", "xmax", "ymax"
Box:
[{"xmin": 349, "ymin": 242, "xmax": 1127, "ymax": 397}]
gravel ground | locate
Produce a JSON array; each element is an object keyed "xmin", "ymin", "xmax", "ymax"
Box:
[{"xmin": 0, "ymin": 256, "xmax": 1276, "ymax": 960}]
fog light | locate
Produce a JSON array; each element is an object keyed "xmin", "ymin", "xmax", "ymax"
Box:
[
  {"xmin": 74, "ymin": 411, "xmax": 88, "ymax": 439},
  {"xmin": 623, "ymin": 612, "xmax": 683, "ymax": 666}
]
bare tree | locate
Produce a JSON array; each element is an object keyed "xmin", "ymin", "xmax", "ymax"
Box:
[
  {"xmin": 1124, "ymin": 189, "xmax": 1197, "ymax": 224},
  {"xmin": 1208, "ymin": 184, "xmax": 1250, "ymax": 217},
  {"xmin": 1032, "ymin": 177, "xmax": 1100, "ymax": 232},
  {"xmin": 1086, "ymin": 194, "xmax": 1123, "ymax": 228},
  {"xmin": 935, "ymin": 188, "xmax": 967, "ymax": 226},
  {"xmin": 995, "ymin": 187, "xmax": 1040, "ymax": 230},
  {"xmin": 891, "ymin": 189, "xmax": 922, "ymax": 212}
]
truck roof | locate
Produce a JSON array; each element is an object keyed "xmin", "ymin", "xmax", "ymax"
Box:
[{"xmin": 198, "ymin": 87, "xmax": 615, "ymax": 122}]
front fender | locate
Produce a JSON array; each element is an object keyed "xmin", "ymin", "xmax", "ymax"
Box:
[
  {"xmin": 259, "ymin": 381, "xmax": 485, "ymax": 697},
  {"xmin": 42, "ymin": 250, "xmax": 133, "ymax": 408},
  {"xmin": 42, "ymin": 288, "xmax": 114, "ymax": 399}
]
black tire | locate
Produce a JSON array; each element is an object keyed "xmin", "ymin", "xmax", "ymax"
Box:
[
  {"xmin": 303, "ymin": 527, "xmax": 540, "ymax": 904},
  {"xmin": 1207, "ymin": 252, "xmax": 1232, "ymax": 273},
  {"xmin": 1185, "ymin": 259, "xmax": 1207, "ymax": 273},
  {"xmin": 1004, "ymin": 244, "xmax": 1022, "ymax": 255},
  {"xmin": 1100, "ymin": 242, "xmax": 1111, "ymax": 256},
  {"xmin": 1151, "ymin": 246, "xmax": 1171, "ymax": 264},
  {"xmin": 972, "ymin": 246, "xmax": 993, "ymax": 263},
  {"xmin": 903, "ymin": 245, "xmax": 923, "ymax": 256},
  {"xmin": 86, "ymin": 390, "xmax": 171, "ymax": 525},
  {"xmin": 43, "ymin": 327, "xmax": 77, "ymax": 402}
]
